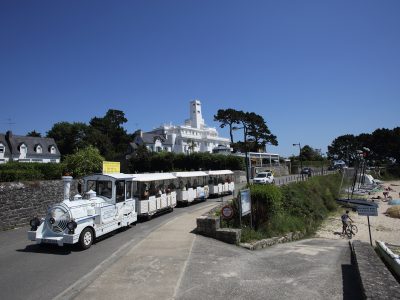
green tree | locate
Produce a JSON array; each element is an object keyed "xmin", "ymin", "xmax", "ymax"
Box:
[
  {"xmin": 47, "ymin": 122, "xmax": 90, "ymax": 157},
  {"xmin": 214, "ymin": 109, "xmax": 241, "ymax": 144},
  {"xmin": 89, "ymin": 109, "xmax": 131, "ymax": 159},
  {"xmin": 63, "ymin": 146, "xmax": 104, "ymax": 178},
  {"xmin": 26, "ymin": 130, "xmax": 41, "ymax": 137},
  {"xmin": 300, "ymin": 145, "xmax": 322, "ymax": 161}
]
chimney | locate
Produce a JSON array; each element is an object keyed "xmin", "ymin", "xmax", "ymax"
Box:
[
  {"xmin": 62, "ymin": 176, "xmax": 73, "ymax": 201},
  {"xmin": 6, "ymin": 131, "xmax": 12, "ymax": 140}
]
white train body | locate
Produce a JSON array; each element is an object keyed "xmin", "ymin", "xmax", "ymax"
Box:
[
  {"xmin": 28, "ymin": 174, "xmax": 137, "ymax": 249},
  {"xmin": 27, "ymin": 170, "xmax": 235, "ymax": 249},
  {"xmin": 206, "ymin": 170, "xmax": 235, "ymax": 196},
  {"xmin": 131, "ymin": 173, "xmax": 177, "ymax": 218}
]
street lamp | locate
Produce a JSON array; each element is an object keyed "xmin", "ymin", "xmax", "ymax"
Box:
[{"xmin": 293, "ymin": 143, "xmax": 303, "ymax": 175}]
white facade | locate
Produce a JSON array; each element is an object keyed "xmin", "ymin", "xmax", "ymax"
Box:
[{"xmin": 153, "ymin": 100, "xmax": 231, "ymax": 154}]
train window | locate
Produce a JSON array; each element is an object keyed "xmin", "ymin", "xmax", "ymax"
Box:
[
  {"xmin": 116, "ymin": 181, "xmax": 125, "ymax": 203},
  {"xmin": 126, "ymin": 181, "xmax": 132, "ymax": 199},
  {"xmin": 98, "ymin": 181, "xmax": 112, "ymax": 199}
]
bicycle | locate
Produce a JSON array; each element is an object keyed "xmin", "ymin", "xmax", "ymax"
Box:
[{"xmin": 345, "ymin": 222, "xmax": 358, "ymax": 239}]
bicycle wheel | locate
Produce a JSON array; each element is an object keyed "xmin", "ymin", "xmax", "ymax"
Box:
[
  {"xmin": 345, "ymin": 226, "xmax": 353, "ymax": 238},
  {"xmin": 351, "ymin": 224, "xmax": 358, "ymax": 235}
]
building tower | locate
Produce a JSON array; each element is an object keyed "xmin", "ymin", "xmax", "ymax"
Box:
[{"xmin": 189, "ymin": 99, "xmax": 205, "ymax": 129}]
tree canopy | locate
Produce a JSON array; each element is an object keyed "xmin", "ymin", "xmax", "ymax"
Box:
[
  {"xmin": 327, "ymin": 127, "xmax": 400, "ymax": 166},
  {"xmin": 46, "ymin": 109, "xmax": 132, "ymax": 160},
  {"xmin": 214, "ymin": 109, "xmax": 277, "ymax": 153}
]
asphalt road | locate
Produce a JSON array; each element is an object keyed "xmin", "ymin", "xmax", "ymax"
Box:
[{"xmin": 0, "ymin": 200, "xmax": 219, "ymax": 300}]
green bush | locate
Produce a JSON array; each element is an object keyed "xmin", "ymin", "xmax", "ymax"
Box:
[
  {"xmin": 128, "ymin": 152, "xmax": 244, "ymax": 173},
  {"xmin": 239, "ymin": 174, "xmax": 341, "ymax": 242},
  {"xmin": 0, "ymin": 162, "xmax": 63, "ymax": 182}
]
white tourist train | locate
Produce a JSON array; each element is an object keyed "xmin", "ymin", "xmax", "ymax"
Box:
[{"xmin": 28, "ymin": 170, "xmax": 235, "ymax": 249}]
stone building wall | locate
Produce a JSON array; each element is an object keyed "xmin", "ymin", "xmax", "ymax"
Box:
[{"xmin": 0, "ymin": 180, "xmax": 78, "ymax": 231}]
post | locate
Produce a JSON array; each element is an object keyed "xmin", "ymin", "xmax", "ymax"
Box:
[
  {"xmin": 244, "ymin": 127, "xmax": 250, "ymax": 184},
  {"xmin": 367, "ymin": 216, "xmax": 372, "ymax": 246}
]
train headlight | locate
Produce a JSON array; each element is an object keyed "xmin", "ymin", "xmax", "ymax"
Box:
[
  {"xmin": 49, "ymin": 217, "xmax": 55, "ymax": 225},
  {"xmin": 30, "ymin": 217, "xmax": 41, "ymax": 231},
  {"xmin": 67, "ymin": 221, "xmax": 77, "ymax": 234}
]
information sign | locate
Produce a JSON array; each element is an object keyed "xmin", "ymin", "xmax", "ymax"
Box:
[
  {"xmin": 240, "ymin": 189, "xmax": 251, "ymax": 216},
  {"xmin": 102, "ymin": 161, "xmax": 120, "ymax": 174},
  {"xmin": 357, "ymin": 205, "xmax": 378, "ymax": 216}
]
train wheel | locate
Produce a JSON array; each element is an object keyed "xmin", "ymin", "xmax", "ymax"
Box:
[{"xmin": 79, "ymin": 227, "xmax": 94, "ymax": 250}]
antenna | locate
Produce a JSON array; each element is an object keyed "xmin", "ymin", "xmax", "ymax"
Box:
[{"xmin": 2, "ymin": 118, "xmax": 16, "ymax": 131}]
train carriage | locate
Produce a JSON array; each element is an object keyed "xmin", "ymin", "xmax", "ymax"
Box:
[
  {"xmin": 172, "ymin": 171, "xmax": 209, "ymax": 205},
  {"xmin": 206, "ymin": 170, "xmax": 234, "ymax": 196},
  {"xmin": 131, "ymin": 173, "xmax": 177, "ymax": 219}
]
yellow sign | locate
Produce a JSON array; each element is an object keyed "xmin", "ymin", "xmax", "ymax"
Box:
[{"xmin": 102, "ymin": 161, "xmax": 120, "ymax": 174}]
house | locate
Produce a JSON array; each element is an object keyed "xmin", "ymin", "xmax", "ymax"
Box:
[
  {"xmin": 0, "ymin": 131, "xmax": 61, "ymax": 164},
  {"xmin": 128, "ymin": 100, "xmax": 231, "ymax": 155}
]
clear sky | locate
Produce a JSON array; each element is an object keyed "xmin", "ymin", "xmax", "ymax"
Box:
[{"xmin": 1, "ymin": 0, "xmax": 399, "ymax": 157}]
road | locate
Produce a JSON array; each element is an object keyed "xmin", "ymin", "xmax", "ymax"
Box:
[{"xmin": 0, "ymin": 200, "xmax": 219, "ymax": 300}]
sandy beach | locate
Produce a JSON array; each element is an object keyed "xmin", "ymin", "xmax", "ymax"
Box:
[{"xmin": 315, "ymin": 180, "xmax": 400, "ymax": 245}]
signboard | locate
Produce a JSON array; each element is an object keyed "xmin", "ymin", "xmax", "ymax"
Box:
[
  {"xmin": 221, "ymin": 205, "xmax": 234, "ymax": 219},
  {"xmin": 102, "ymin": 161, "xmax": 120, "ymax": 174},
  {"xmin": 357, "ymin": 205, "xmax": 378, "ymax": 216},
  {"xmin": 240, "ymin": 189, "xmax": 251, "ymax": 216}
]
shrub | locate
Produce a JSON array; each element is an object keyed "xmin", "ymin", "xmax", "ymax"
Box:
[
  {"xmin": 237, "ymin": 174, "xmax": 341, "ymax": 242},
  {"xmin": 0, "ymin": 162, "xmax": 63, "ymax": 182},
  {"xmin": 63, "ymin": 146, "xmax": 104, "ymax": 178}
]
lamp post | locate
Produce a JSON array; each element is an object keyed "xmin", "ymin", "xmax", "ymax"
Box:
[{"xmin": 293, "ymin": 143, "xmax": 302, "ymax": 176}]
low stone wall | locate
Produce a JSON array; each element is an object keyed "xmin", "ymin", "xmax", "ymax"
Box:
[
  {"xmin": 240, "ymin": 231, "xmax": 305, "ymax": 250},
  {"xmin": 0, "ymin": 180, "xmax": 78, "ymax": 231},
  {"xmin": 351, "ymin": 240, "xmax": 400, "ymax": 299},
  {"xmin": 196, "ymin": 215, "xmax": 241, "ymax": 245},
  {"xmin": 196, "ymin": 213, "xmax": 302, "ymax": 247}
]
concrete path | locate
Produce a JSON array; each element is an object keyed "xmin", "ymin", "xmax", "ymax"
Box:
[
  {"xmin": 71, "ymin": 204, "xmax": 361, "ymax": 300},
  {"xmin": 74, "ymin": 204, "xmax": 216, "ymax": 300}
]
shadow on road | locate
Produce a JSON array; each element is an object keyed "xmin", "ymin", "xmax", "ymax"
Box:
[
  {"xmin": 16, "ymin": 244, "xmax": 74, "ymax": 255},
  {"xmin": 341, "ymin": 263, "xmax": 363, "ymax": 300}
]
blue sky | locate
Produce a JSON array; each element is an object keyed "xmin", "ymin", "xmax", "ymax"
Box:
[{"xmin": 1, "ymin": 0, "xmax": 399, "ymax": 157}]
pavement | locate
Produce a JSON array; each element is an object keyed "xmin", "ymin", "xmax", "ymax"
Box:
[{"xmin": 56, "ymin": 200, "xmax": 361, "ymax": 300}]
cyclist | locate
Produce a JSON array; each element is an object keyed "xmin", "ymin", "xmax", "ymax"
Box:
[{"xmin": 341, "ymin": 210, "xmax": 353, "ymax": 235}]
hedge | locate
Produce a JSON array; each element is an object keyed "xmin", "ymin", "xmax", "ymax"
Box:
[{"xmin": 0, "ymin": 162, "xmax": 63, "ymax": 182}]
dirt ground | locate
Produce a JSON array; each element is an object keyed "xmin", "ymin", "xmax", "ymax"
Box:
[{"xmin": 315, "ymin": 180, "xmax": 400, "ymax": 245}]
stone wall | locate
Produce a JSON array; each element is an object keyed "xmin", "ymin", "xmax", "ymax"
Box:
[
  {"xmin": 0, "ymin": 180, "xmax": 78, "ymax": 231},
  {"xmin": 351, "ymin": 240, "xmax": 400, "ymax": 299},
  {"xmin": 196, "ymin": 215, "xmax": 241, "ymax": 245}
]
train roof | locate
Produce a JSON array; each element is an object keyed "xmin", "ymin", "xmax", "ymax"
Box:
[
  {"xmin": 131, "ymin": 173, "xmax": 176, "ymax": 182},
  {"xmin": 206, "ymin": 170, "xmax": 234, "ymax": 175},
  {"xmin": 84, "ymin": 173, "xmax": 135, "ymax": 180},
  {"xmin": 172, "ymin": 171, "xmax": 208, "ymax": 178}
]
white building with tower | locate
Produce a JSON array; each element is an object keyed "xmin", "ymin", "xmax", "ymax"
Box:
[{"xmin": 128, "ymin": 100, "xmax": 231, "ymax": 155}]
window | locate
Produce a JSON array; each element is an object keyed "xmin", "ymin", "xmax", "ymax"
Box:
[
  {"xmin": 0, "ymin": 144, "xmax": 4, "ymax": 154},
  {"xmin": 116, "ymin": 181, "xmax": 125, "ymax": 203},
  {"xmin": 34, "ymin": 144, "xmax": 42, "ymax": 153},
  {"xmin": 49, "ymin": 146, "xmax": 56, "ymax": 154},
  {"xmin": 126, "ymin": 181, "xmax": 132, "ymax": 199},
  {"xmin": 19, "ymin": 144, "xmax": 27, "ymax": 158},
  {"xmin": 91, "ymin": 180, "xmax": 112, "ymax": 199}
]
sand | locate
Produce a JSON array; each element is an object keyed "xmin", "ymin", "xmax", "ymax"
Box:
[{"xmin": 315, "ymin": 180, "xmax": 400, "ymax": 245}]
